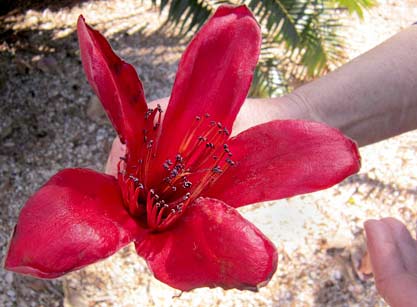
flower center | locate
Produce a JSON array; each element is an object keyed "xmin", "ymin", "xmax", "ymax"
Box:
[{"xmin": 118, "ymin": 107, "xmax": 235, "ymax": 231}]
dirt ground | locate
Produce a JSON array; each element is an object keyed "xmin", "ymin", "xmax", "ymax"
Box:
[{"xmin": 0, "ymin": 0, "xmax": 416, "ymax": 306}]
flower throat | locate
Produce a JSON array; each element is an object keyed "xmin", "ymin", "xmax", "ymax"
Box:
[{"xmin": 118, "ymin": 106, "xmax": 236, "ymax": 231}]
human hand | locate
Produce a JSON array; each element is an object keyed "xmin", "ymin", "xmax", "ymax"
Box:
[{"xmin": 364, "ymin": 217, "xmax": 417, "ymax": 307}]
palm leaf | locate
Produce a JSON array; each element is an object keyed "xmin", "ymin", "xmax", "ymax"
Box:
[{"xmin": 152, "ymin": 0, "xmax": 376, "ymax": 94}]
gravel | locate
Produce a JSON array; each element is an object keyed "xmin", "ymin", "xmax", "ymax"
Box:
[{"xmin": 0, "ymin": 0, "xmax": 416, "ymax": 306}]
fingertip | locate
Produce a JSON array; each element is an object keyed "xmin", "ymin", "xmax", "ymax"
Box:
[{"xmin": 364, "ymin": 219, "xmax": 381, "ymax": 236}]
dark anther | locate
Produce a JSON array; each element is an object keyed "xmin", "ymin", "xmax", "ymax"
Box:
[
  {"xmin": 176, "ymin": 154, "xmax": 183, "ymax": 163},
  {"xmin": 146, "ymin": 140, "xmax": 154, "ymax": 149},
  {"xmin": 223, "ymin": 128, "xmax": 230, "ymax": 136},
  {"xmin": 171, "ymin": 209, "xmax": 176, "ymax": 214},
  {"xmin": 120, "ymin": 156, "xmax": 127, "ymax": 161},
  {"xmin": 129, "ymin": 175, "xmax": 139, "ymax": 183},
  {"xmin": 138, "ymin": 159, "xmax": 143, "ymax": 164},
  {"xmin": 212, "ymin": 166, "xmax": 223, "ymax": 174},
  {"xmin": 182, "ymin": 181, "xmax": 192, "ymax": 188},
  {"xmin": 167, "ymin": 159, "xmax": 173, "ymax": 166},
  {"xmin": 156, "ymin": 202, "xmax": 161, "ymax": 208},
  {"xmin": 204, "ymin": 113, "xmax": 210, "ymax": 118},
  {"xmin": 195, "ymin": 116, "xmax": 201, "ymax": 121},
  {"xmin": 212, "ymin": 155, "xmax": 218, "ymax": 160},
  {"xmin": 145, "ymin": 109, "xmax": 153, "ymax": 119},
  {"xmin": 138, "ymin": 183, "xmax": 144, "ymax": 189},
  {"xmin": 170, "ymin": 169, "xmax": 179, "ymax": 178},
  {"xmin": 156, "ymin": 104, "xmax": 163, "ymax": 112},
  {"xmin": 226, "ymin": 158, "xmax": 235, "ymax": 166},
  {"xmin": 198, "ymin": 136, "xmax": 206, "ymax": 142},
  {"xmin": 206, "ymin": 143, "xmax": 215, "ymax": 149},
  {"xmin": 210, "ymin": 120, "xmax": 216, "ymax": 127},
  {"xmin": 171, "ymin": 186, "xmax": 177, "ymax": 191},
  {"xmin": 217, "ymin": 122, "xmax": 222, "ymax": 128},
  {"xmin": 163, "ymin": 163, "xmax": 170, "ymax": 170},
  {"xmin": 223, "ymin": 144, "xmax": 229, "ymax": 149}
]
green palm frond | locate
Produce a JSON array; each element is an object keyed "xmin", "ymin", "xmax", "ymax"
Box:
[
  {"xmin": 247, "ymin": 0, "xmax": 301, "ymax": 47},
  {"xmin": 329, "ymin": 0, "xmax": 376, "ymax": 19},
  {"xmin": 151, "ymin": 0, "xmax": 215, "ymax": 33},
  {"xmin": 151, "ymin": 0, "xmax": 376, "ymax": 95}
]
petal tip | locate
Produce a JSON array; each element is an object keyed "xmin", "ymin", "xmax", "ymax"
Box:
[
  {"xmin": 215, "ymin": 5, "xmax": 260, "ymax": 30},
  {"xmin": 77, "ymin": 14, "xmax": 86, "ymax": 31},
  {"xmin": 215, "ymin": 5, "xmax": 253, "ymax": 18}
]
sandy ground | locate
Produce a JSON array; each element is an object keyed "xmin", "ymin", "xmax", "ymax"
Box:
[{"xmin": 0, "ymin": 0, "xmax": 416, "ymax": 306}]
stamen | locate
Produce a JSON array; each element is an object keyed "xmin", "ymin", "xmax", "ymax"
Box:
[{"xmin": 120, "ymin": 112, "xmax": 236, "ymax": 231}]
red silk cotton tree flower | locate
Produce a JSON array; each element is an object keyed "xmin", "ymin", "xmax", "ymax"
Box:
[{"xmin": 4, "ymin": 6, "xmax": 360, "ymax": 291}]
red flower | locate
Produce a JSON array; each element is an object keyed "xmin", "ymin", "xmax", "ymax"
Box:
[{"xmin": 4, "ymin": 5, "xmax": 360, "ymax": 291}]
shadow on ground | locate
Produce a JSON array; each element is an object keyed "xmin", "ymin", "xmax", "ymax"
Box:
[
  {"xmin": 1, "ymin": 0, "xmax": 92, "ymax": 16},
  {"xmin": 0, "ymin": 6, "xmax": 183, "ymax": 306}
]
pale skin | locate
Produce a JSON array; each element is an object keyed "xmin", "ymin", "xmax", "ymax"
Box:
[{"xmin": 106, "ymin": 25, "xmax": 417, "ymax": 306}]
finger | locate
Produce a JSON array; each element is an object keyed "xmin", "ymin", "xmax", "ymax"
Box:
[
  {"xmin": 364, "ymin": 219, "xmax": 406, "ymax": 281},
  {"xmin": 381, "ymin": 217, "xmax": 417, "ymax": 274},
  {"xmin": 104, "ymin": 137, "xmax": 126, "ymax": 176}
]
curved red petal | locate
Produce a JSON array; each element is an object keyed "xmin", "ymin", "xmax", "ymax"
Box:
[
  {"xmin": 77, "ymin": 16, "xmax": 147, "ymax": 149},
  {"xmin": 204, "ymin": 120, "xmax": 361, "ymax": 207},
  {"xmin": 5, "ymin": 168, "xmax": 142, "ymax": 278},
  {"xmin": 135, "ymin": 197, "xmax": 277, "ymax": 291},
  {"xmin": 151, "ymin": 5, "xmax": 261, "ymax": 182}
]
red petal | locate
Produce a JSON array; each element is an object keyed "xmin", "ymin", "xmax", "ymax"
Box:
[
  {"xmin": 77, "ymin": 16, "xmax": 147, "ymax": 149},
  {"xmin": 135, "ymin": 197, "xmax": 277, "ymax": 291},
  {"xmin": 5, "ymin": 168, "xmax": 142, "ymax": 278},
  {"xmin": 151, "ymin": 6, "xmax": 261, "ymax": 182},
  {"xmin": 204, "ymin": 120, "xmax": 361, "ymax": 207}
]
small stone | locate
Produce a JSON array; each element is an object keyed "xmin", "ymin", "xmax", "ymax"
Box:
[
  {"xmin": 5, "ymin": 272, "xmax": 14, "ymax": 284},
  {"xmin": 27, "ymin": 279, "xmax": 48, "ymax": 291},
  {"xmin": 35, "ymin": 55, "xmax": 59, "ymax": 74},
  {"xmin": 14, "ymin": 57, "xmax": 33, "ymax": 75},
  {"xmin": 331, "ymin": 269, "xmax": 343, "ymax": 281}
]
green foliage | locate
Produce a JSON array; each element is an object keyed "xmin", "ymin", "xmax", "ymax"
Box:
[
  {"xmin": 151, "ymin": 0, "xmax": 376, "ymax": 96},
  {"xmin": 330, "ymin": 0, "xmax": 376, "ymax": 19}
]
